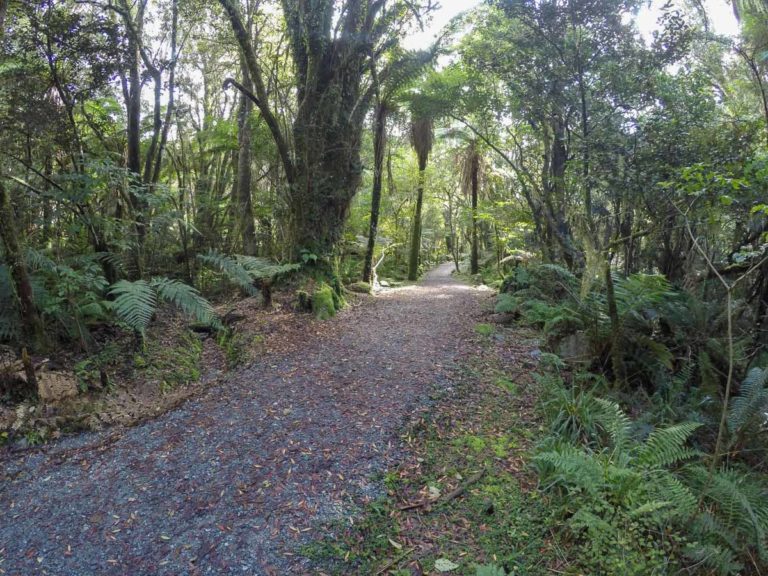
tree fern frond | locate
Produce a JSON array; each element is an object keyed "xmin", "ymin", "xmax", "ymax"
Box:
[
  {"xmin": 636, "ymin": 422, "xmax": 702, "ymax": 468},
  {"xmin": 235, "ymin": 255, "xmax": 301, "ymax": 280},
  {"xmin": 23, "ymin": 247, "xmax": 57, "ymax": 272},
  {"xmin": 109, "ymin": 279, "xmax": 156, "ymax": 334},
  {"xmin": 198, "ymin": 250, "xmax": 258, "ymax": 296},
  {"xmin": 151, "ymin": 277, "xmax": 220, "ymax": 329}
]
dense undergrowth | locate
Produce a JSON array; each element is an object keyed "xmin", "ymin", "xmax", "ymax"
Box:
[{"xmin": 496, "ymin": 262, "xmax": 768, "ymax": 575}]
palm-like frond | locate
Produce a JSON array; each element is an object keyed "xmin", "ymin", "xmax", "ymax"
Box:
[
  {"xmin": 151, "ymin": 277, "xmax": 220, "ymax": 329},
  {"xmin": 109, "ymin": 279, "xmax": 156, "ymax": 334},
  {"xmin": 198, "ymin": 250, "xmax": 259, "ymax": 296}
]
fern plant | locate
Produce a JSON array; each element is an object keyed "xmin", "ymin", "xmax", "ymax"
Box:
[
  {"xmin": 726, "ymin": 366, "xmax": 768, "ymax": 464},
  {"xmin": 198, "ymin": 250, "xmax": 301, "ymax": 298},
  {"xmin": 109, "ymin": 277, "xmax": 219, "ymax": 335},
  {"xmin": 535, "ymin": 398, "xmax": 768, "ymax": 574}
]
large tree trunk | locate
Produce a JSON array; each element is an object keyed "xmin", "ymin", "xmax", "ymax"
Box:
[
  {"xmin": 0, "ymin": 181, "xmax": 46, "ymax": 352},
  {"xmin": 236, "ymin": 59, "xmax": 258, "ymax": 255},
  {"xmin": 289, "ymin": 115, "xmax": 363, "ymax": 257},
  {"xmin": 219, "ymin": 0, "xmax": 400, "ymax": 266},
  {"xmin": 363, "ymin": 102, "xmax": 388, "ymax": 283}
]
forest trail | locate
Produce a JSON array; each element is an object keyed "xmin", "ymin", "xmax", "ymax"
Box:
[{"xmin": 0, "ymin": 263, "xmax": 491, "ymax": 575}]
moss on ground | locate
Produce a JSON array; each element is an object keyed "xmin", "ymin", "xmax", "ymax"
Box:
[
  {"xmin": 305, "ymin": 326, "xmax": 555, "ymax": 575},
  {"xmin": 134, "ymin": 330, "xmax": 203, "ymax": 393}
]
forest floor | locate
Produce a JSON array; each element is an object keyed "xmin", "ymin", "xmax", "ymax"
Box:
[{"xmin": 0, "ymin": 263, "xmax": 548, "ymax": 576}]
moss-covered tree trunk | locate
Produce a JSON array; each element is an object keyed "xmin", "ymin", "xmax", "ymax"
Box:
[
  {"xmin": 220, "ymin": 0, "xmax": 401, "ymax": 270},
  {"xmin": 235, "ymin": 58, "xmax": 258, "ymax": 256}
]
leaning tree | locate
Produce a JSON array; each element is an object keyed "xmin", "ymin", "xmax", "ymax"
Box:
[{"xmin": 219, "ymin": 0, "xmax": 431, "ymax": 271}]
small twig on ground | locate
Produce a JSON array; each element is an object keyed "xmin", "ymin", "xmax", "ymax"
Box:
[
  {"xmin": 398, "ymin": 468, "xmax": 486, "ymax": 511},
  {"xmin": 374, "ymin": 547, "xmax": 416, "ymax": 576}
]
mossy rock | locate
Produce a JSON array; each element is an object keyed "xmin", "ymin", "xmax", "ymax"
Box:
[
  {"xmin": 312, "ymin": 283, "xmax": 336, "ymax": 320},
  {"xmin": 347, "ymin": 281, "xmax": 371, "ymax": 294},
  {"xmin": 296, "ymin": 290, "xmax": 311, "ymax": 311}
]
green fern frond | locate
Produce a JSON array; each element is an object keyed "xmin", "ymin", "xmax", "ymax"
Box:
[
  {"xmin": 728, "ymin": 366, "xmax": 768, "ymax": 437},
  {"xmin": 636, "ymin": 422, "xmax": 702, "ymax": 468},
  {"xmin": 686, "ymin": 466, "xmax": 768, "ymax": 561},
  {"xmin": 594, "ymin": 398, "xmax": 633, "ymax": 451},
  {"xmin": 683, "ymin": 542, "xmax": 743, "ymax": 576},
  {"xmin": 235, "ymin": 255, "xmax": 301, "ymax": 280},
  {"xmin": 23, "ymin": 247, "xmax": 57, "ymax": 272},
  {"xmin": 150, "ymin": 277, "xmax": 220, "ymax": 329},
  {"xmin": 198, "ymin": 251, "xmax": 259, "ymax": 296},
  {"xmin": 150, "ymin": 278, "xmax": 221, "ymax": 327},
  {"xmin": 109, "ymin": 279, "xmax": 156, "ymax": 334},
  {"xmin": 534, "ymin": 444, "xmax": 605, "ymax": 494}
]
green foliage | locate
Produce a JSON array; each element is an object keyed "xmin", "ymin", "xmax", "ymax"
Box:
[
  {"xmin": 728, "ymin": 366, "xmax": 768, "ymax": 443},
  {"xmin": 109, "ymin": 278, "xmax": 219, "ymax": 335},
  {"xmin": 474, "ymin": 323, "xmax": 493, "ymax": 336},
  {"xmin": 536, "ymin": 387, "xmax": 768, "ymax": 574},
  {"xmin": 109, "ymin": 280, "xmax": 156, "ymax": 334},
  {"xmin": 493, "ymin": 293, "xmax": 516, "ymax": 314},
  {"xmin": 198, "ymin": 251, "xmax": 301, "ymax": 296},
  {"xmin": 198, "ymin": 251, "xmax": 259, "ymax": 296},
  {"xmin": 475, "ymin": 565, "xmax": 506, "ymax": 576},
  {"xmin": 133, "ymin": 331, "xmax": 203, "ymax": 393},
  {"xmin": 151, "ymin": 278, "xmax": 219, "ymax": 329}
]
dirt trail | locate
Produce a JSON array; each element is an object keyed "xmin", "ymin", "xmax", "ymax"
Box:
[{"xmin": 0, "ymin": 263, "xmax": 491, "ymax": 575}]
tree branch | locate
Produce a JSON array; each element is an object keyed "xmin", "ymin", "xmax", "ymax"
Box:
[{"xmin": 219, "ymin": 0, "xmax": 295, "ymax": 184}]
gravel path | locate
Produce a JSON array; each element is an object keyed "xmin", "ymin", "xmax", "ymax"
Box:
[{"xmin": 0, "ymin": 263, "xmax": 489, "ymax": 575}]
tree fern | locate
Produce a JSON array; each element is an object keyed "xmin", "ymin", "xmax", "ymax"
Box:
[
  {"xmin": 150, "ymin": 278, "xmax": 220, "ymax": 330},
  {"xmin": 198, "ymin": 251, "xmax": 259, "ymax": 296},
  {"xmin": 235, "ymin": 255, "xmax": 301, "ymax": 279},
  {"xmin": 199, "ymin": 250, "xmax": 300, "ymax": 294},
  {"xmin": 109, "ymin": 280, "xmax": 156, "ymax": 334},
  {"xmin": 109, "ymin": 278, "xmax": 220, "ymax": 335}
]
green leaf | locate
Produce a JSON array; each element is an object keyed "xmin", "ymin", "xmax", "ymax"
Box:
[{"xmin": 435, "ymin": 558, "xmax": 460, "ymax": 572}]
